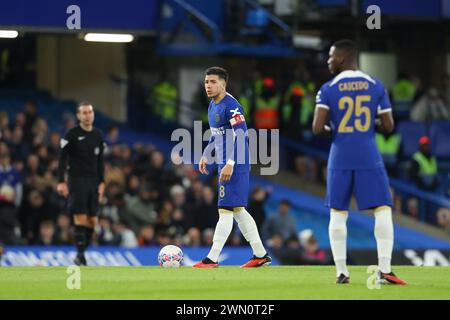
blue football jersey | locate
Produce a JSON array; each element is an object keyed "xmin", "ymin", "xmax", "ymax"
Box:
[
  {"xmin": 204, "ymin": 93, "xmax": 250, "ymax": 173},
  {"xmin": 316, "ymin": 70, "xmax": 392, "ymax": 170}
]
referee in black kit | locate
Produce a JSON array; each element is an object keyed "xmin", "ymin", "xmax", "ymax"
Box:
[{"xmin": 57, "ymin": 102, "xmax": 105, "ymax": 266}]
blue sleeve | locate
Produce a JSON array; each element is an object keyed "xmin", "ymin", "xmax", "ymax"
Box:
[
  {"xmin": 377, "ymin": 82, "xmax": 392, "ymax": 115},
  {"xmin": 315, "ymin": 83, "xmax": 330, "ymax": 110},
  {"xmin": 226, "ymin": 101, "xmax": 248, "ymax": 165}
]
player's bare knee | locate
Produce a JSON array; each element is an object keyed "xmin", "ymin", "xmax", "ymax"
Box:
[{"xmin": 74, "ymin": 214, "xmax": 88, "ymax": 226}]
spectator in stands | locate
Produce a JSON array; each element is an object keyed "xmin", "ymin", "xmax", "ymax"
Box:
[
  {"xmin": 0, "ymin": 147, "xmax": 22, "ymax": 207},
  {"xmin": 0, "ymin": 184, "xmax": 20, "ymax": 244},
  {"xmin": 113, "ymin": 221, "xmax": 138, "ymax": 248},
  {"xmin": 20, "ymin": 190, "xmax": 49, "ymax": 243},
  {"xmin": 184, "ymin": 227, "xmax": 201, "ymax": 247},
  {"xmin": 96, "ymin": 216, "xmax": 116, "ymax": 246},
  {"xmin": 137, "ymin": 224, "xmax": 156, "ymax": 246},
  {"xmin": 273, "ymin": 234, "xmax": 302, "ymax": 265},
  {"xmin": 246, "ymin": 186, "xmax": 270, "ymax": 230},
  {"xmin": 437, "ymin": 208, "xmax": 450, "ymax": 233},
  {"xmin": 126, "ymin": 175, "xmax": 141, "ymax": 197},
  {"xmin": 14, "ymin": 112, "xmax": 26, "ymax": 130},
  {"xmin": 262, "ymin": 199, "xmax": 297, "ymax": 241},
  {"xmin": 405, "ymin": 197, "xmax": 419, "ymax": 219},
  {"xmin": 170, "ymin": 184, "xmax": 194, "ymax": 228},
  {"xmin": 266, "ymin": 233, "xmax": 284, "ymax": 252},
  {"xmin": 295, "ymin": 155, "xmax": 318, "ymax": 181},
  {"xmin": 105, "ymin": 124, "xmax": 121, "ymax": 146},
  {"xmin": 439, "ymin": 73, "xmax": 450, "ymax": 107},
  {"xmin": 46, "ymin": 132, "xmax": 61, "ymax": 160},
  {"xmin": 410, "ymin": 88, "xmax": 450, "ymax": 123},
  {"xmin": 298, "ymin": 229, "xmax": 329, "ymax": 265},
  {"xmin": 193, "ymin": 185, "xmax": 218, "ymax": 232},
  {"xmin": 23, "ymin": 101, "xmax": 38, "ymax": 144},
  {"xmin": 6, "ymin": 126, "xmax": 30, "ymax": 163},
  {"xmin": 155, "ymin": 199, "xmax": 174, "ymax": 236},
  {"xmin": 123, "ymin": 183, "xmax": 158, "ymax": 234},
  {"xmin": 54, "ymin": 214, "xmax": 73, "ymax": 245},
  {"xmin": 0, "ymin": 112, "xmax": 11, "ymax": 141},
  {"xmin": 202, "ymin": 228, "xmax": 214, "ymax": 246},
  {"xmin": 409, "ymin": 136, "xmax": 439, "ymax": 192},
  {"xmin": 35, "ymin": 220, "xmax": 56, "ymax": 246}
]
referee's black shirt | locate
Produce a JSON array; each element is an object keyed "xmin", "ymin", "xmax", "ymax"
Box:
[{"xmin": 58, "ymin": 125, "xmax": 105, "ymax": 184}]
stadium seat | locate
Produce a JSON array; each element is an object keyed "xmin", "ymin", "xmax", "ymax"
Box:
[
  {"xmin": 396, "ymin": 121, "xmax": 427, "ymax": 158},
  {"xmin": 429, "ymin": 121, "xmax": 450, "ymax": 159}
]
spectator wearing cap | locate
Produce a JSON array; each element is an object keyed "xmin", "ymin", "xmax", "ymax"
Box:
[
  {"xmin": 262, "ymin": 199, "xmax": 297, "ymax": 241},
  {"xmin": 253, "ymin": 77, "xmax": 280, "ymax": 129},
  {"xmin": 409, "ymin": 136, "xmax": 439, "ymax": 192}
]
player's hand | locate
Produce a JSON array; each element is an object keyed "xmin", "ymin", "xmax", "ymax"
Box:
[
  {"xmin": 56, "ymin": 182, "xmax": 69, "ymax": 198},
  {"xmin": 199, "ymin": 157, "xmax": 209, "ymax": 175},
  {"xmin": 98, "ymin": 182, "xmax": 105, "ymax": 202},
  {"xmin": 219, "ymin": 164, "xmax": 234, "ymax": 183}
]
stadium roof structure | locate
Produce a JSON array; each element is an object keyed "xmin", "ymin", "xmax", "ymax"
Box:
[{"xmin": 156, "ymin": 0, "xmax": 301, "ymax": 57}]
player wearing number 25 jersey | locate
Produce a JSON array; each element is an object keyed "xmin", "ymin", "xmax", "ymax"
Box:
[
  {"xmin": 316, "ymin": 69, "xmax": 393, "ymax": 210},
  {"xmin": 313, "ymin": 40, "xmax": 406, "ymax": 285}
]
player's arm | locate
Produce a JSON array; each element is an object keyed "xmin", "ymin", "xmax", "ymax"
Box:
[
  {"xmin": 199, "ymin": 135, "xmax": 215, "ymax": 175},
  {"xmin": 312, "ymin": 106, "xmax": 330, "ymax": 135},
  {"xmin": 57, "ymin": 131, "xmax": 72, "ymax": 197},
  {"xmin": 377, "ymin": 111, "xmax": 394, "ymax": 133},
  {"xmin": 220, "ymin": 106, "xmax": 247, "ymax": 183},
  {"xmin": 376, "ymin": 85, "xmax": 394, "ymax": 133},
  {"xmin": 312, "ymin": 86, "xmax": 331, "ymax": 135}
]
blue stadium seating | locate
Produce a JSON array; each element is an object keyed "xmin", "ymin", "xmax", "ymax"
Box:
[
  {"xmin": 430, "ymin": 121, "xmax": 450, "ymax": 159},
  {"xmin": 396, "ymin": 121, "xmax": 427, "ymax": 157}
]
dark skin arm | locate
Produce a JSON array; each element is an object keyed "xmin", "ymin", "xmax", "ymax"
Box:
[
  {"xmin": 378, "ymin": 111, "xmax": 395, "ymax": 133},
  {"xmin": 312, "ymin": 107, "xmax": 330, "ymax": 135}
]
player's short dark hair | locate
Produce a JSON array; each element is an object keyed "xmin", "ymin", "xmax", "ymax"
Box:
[
  {"xmin": 205, "ymin": 66, "xmax": 228, "ymax": 82},
  {"xmin": 333, "ymin": 39, "xmax": 358, "ymax": 58},
  {"xmin": 280, "ymin": 199, "xmax": 292, "ymax": 207},
  {"xmin": 77, "ymin": 101, "xmax": 93, "ymax": 113}
]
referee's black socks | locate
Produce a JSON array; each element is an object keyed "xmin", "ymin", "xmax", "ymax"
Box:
[{"xmin": 74, "ymin": 225, "xmax": 91, "ymax": 255}]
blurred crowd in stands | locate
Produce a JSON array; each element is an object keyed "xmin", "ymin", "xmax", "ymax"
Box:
[{"xmin": 0, "ymin": 101, "xmax": 329, "ymax": 265}]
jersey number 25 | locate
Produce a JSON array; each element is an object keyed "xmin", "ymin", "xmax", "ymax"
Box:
[{"xmin": 338, "ymin": 95, "xmax": 371, "ymax": 133}]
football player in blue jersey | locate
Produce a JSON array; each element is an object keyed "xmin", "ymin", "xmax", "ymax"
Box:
[
  {"xmin": 193, "ymin": 67, "xmax": 271, "ymax": 268},
  {"xmin": 313, "ymin": 40, "xmax": 406, "ymax": 285}
]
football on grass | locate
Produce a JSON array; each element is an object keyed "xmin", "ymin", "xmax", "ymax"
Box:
[{"xmin": 158, "ymin": 245, "xmax": 184, "ymax": 268}]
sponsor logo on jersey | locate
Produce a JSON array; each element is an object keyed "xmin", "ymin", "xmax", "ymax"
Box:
[{"xmin": 211, "ymin": 127, "xmax": 225, "ymax": 136}]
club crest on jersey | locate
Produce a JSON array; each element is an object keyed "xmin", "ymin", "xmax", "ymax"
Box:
[
  {"xmin": 215, "ymin": 114, "xmax": 220, "ymax": 123},
  {"xmin": 94, "ymin": 147, "xmax": 100, "ymax": 155}
]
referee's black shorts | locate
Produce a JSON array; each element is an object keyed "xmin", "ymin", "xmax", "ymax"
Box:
[{"xmin": 68, "ymin": 177, "xmax": 99, "ymax": 216}]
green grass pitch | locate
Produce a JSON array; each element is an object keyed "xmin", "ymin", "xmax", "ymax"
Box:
[{"xmin": 1, "ymin": 266, "xmax": 449, "ymax": 300}]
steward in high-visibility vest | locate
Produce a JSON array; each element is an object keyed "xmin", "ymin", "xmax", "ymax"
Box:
[
  {"xmin": 409, "ymin": 136, "xmax": 439, "ymax": 191},
  {"xmin": 375, "ymin": 132, "xmax": 401, "ymax": 165},
  {"xmin": 282, "ymin": 81, "xmax": 316, "ymax": 128},
  {"xmin": 253, "ymin": 77, "xmax": 280, "ymax": 129},
  {"xmin": 392, "ymin": 74, "xmax": 416, "ymax": 104},
  {"xmin": 151, "ymin": 81, "xmax": 178, "ymax": 122}
]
